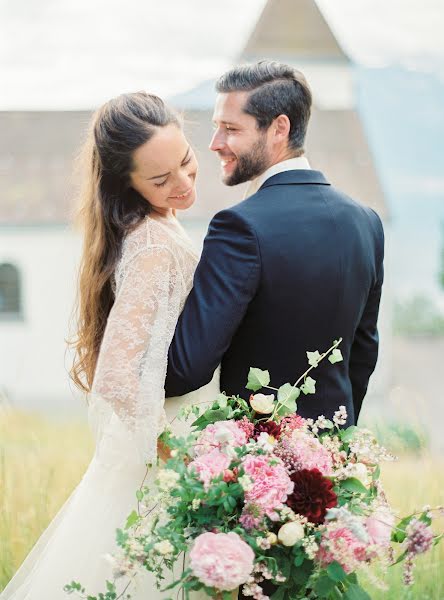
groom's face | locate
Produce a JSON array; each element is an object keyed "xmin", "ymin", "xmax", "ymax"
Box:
[{"xmin": 210, "ymin": 91, "xmax": 271, "ymax": 186}]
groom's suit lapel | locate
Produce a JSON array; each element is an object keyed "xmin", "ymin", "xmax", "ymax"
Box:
[{"xmin": 258, "ymin": 169, "xmax": 331, "ymax": 190}]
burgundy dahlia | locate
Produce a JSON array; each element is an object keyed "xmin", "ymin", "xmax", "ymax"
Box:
[
  {"xmin": 287, "ymin": 468, "xmax": 337, "ymax": 524},
  {"xmin": 253, "ymin": 420, "xmax": 282, "ymax": 440}
]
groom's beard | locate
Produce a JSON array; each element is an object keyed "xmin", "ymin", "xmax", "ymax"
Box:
[{"xmin": 223, "ymin": 135, "xmax": 270, "ymax": 186}]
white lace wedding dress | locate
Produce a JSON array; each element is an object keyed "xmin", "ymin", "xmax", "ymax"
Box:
[{"xmin": 1, "ymin": 213, "xmax": 218, "ymax": 600}]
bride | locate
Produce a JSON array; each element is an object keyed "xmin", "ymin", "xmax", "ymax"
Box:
[{"xmin": 1, "ymin": 92, "xmax": 217, "ymax": 599}]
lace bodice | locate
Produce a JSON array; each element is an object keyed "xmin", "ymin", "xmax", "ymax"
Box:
[{"xmin": 89, "ymin": 213, "xmax": 199, "ymax": 465}]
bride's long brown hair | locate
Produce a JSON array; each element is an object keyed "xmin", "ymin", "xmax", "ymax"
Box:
[{"xmin": 69, "ymin": 92, "xmax": 180, "ymax": 393}]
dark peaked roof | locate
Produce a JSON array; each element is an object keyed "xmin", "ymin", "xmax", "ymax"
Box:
[{"xmin": 241, "ymin": 0, "xmax": 348, "ymax": 61}]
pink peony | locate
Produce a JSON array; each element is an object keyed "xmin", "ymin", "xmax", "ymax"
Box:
[
  {"xmin": 275, "ymin": 431, "xmax": 333, "ymax": 476},
  {"xmin": 189, "ymin": 532, "xmax": 255, "ymax": 591},
  {"xmin": 189, "ymin": 449, "xmax": 231, "ymax": 490},
  {"xmin": 366, "ymin": 507, "xmax": 394, "ymax": 547},
  {"xmin": 242, "ymin": 455, "xmax": 293, "ymax": 519},
  {"xmin": 193, "ymin": 420, "xmax": 248, "ymax": 457},
  {"xmin": 318, "ymin": 526, "xmax": 368, "ymax": 573}
]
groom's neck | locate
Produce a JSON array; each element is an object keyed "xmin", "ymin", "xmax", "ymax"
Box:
[{"xmin": 268, "ymin": 146, "xmax": 304, "ymax": 169}]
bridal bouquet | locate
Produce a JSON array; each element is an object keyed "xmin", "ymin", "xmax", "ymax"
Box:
[{"xmin": 66, "ymin": 340, "xmax": 442, "ymax": 600}]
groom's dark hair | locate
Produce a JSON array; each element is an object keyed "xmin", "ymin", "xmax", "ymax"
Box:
[{"xmin": 215, "ymin": 60, "xmax": 312, "ymax": 152}]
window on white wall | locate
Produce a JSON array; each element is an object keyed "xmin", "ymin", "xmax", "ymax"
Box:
[{"xmin": 0, "ymin": 263, "xmax": 22, "ymax": 320}]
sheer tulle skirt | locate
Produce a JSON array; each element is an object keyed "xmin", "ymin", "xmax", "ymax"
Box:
[{"xmin": 0, "ymin": 375, "xmax": 219, "ymax": 600}]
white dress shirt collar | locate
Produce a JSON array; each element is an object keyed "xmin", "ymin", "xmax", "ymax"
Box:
[{"xmin": 243, "ymin": 156, "xmax": 311, "ymax": 199}]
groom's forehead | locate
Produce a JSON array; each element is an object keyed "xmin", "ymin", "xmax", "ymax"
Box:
[{"xmin": 212, "ymin": 91, "xmax": 250, "ymax": 123}]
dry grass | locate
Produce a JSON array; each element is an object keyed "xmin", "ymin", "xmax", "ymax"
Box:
[
  {"xmin": 365, "ymin": 454, "xmax": 444, "ymax": 599},
  {"xmin": 0, "ymin": 408, "xmax": 93, "ymax": 588},
  {"xmin": 0, "ymin": 410, "xmax": 443, "ymax": 597}
]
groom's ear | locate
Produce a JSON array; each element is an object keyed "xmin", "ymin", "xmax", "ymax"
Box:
[{"xmin": 272, "ymin": 114, "xmax": 291, "ymax": 145}]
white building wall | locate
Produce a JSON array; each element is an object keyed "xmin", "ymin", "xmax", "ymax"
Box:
[{"xmin": 0, "ymin": 226, "xmax": 84, "ymax": 414}]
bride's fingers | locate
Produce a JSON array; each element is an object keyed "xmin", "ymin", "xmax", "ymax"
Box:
[{"xmin": 157, "ymin": 438, "xmax": 171, "ymax": 462}]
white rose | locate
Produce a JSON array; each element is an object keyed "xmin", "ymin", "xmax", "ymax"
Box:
[
  {"xmin": 278, "ymin": 522, "xmax": 305, "ymax": 546},
  {"xmin": 154, "ymin": 540, "xmax": 174, "ymax": 555},
  {"xmin": 250, "ymin": 393, "xmax": 275, "ymax": 414}
]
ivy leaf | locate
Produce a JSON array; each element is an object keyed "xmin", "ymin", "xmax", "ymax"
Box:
[
  {"xmin": 307, "ymin": 350, "xmax": 322, "ymax": 367},
  {"xmin": 64, "ymin": 582, "xmax": 84, "ymax": 593},
  {"xmin": 300, "ymin": 376, "xmax": 316, "ymax": 395},
  {"xmin": 106, "ymin": 581, "xmax": 116, "ymax": 593},
  {"xmin": 391, "ymin": 549, "xmax": 408, "ymax": 565},
  {"xmin": 276, "ymin": 383, "xmax": 300, "ymax": 415},
  {"xmin": 293, "ymin": 553, "xmax": 305, "ymax": 567},
  {"xmin": 216, "ymin": 393, "xmax": 228, "ymax": 409},
  {"xmin": 419, "ymin": 511, "xmax": 433, "ymax": 527},
  {"xmin": 340, "ymin": 426, "xmax": 359, "ymax": 443},
  {"xmin": 246, "ymin": 367, "xmax": 271, "ymax": 392},
  {"xmin": 340, "ymin": 478, "xmax": 368, "ymax": 495},
  {"xmin": 331, "ymin": 586, "xmax": 344, "ymax": 600},
  {"xmin": 391, "ymin": 515, "xmax": 414, "ymax": 543},
  {"xmin": 327, "ymin": 561, "xmax": 347, "ymax": 583},
  {"xmin": 344, "ymin": 583, "xmax": 371, "ymax": 600},
  {"xmin": 314, "ymin": 575, "xmax": 336, "ymax": 596},
  {"xmin": 329, "ymin": 349, "xmax": 343, "ymax": 364},
  {"xmin": 125, "ymin": 510, "xmax": 139, "ymax": 529},
  {"xmin": 192, "ymin": 408, "xmax": 230, "ymax": 429},
  {"xmin": 270, "ymin": 588, "xmax": 286, "ymax": 600},
  {"xmin": 291, "ymin": 558, "xmax": 314, "ymax": 586},
  {"xmin": 372, "ymin": 465, "xmax": 381, "ymax": 481}
]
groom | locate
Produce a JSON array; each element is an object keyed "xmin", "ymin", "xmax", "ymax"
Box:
[{"xmin": 165, "ymin": 60, "xmax": 384, "ymax": 427}]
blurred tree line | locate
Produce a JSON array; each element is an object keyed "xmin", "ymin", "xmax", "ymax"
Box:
[{"xmin": 440, "ymin": 223, "xmax": 444, "ymax": 291}]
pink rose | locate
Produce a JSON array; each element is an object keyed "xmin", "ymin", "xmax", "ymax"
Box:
[
  {"xmin": 189, "ymin": 532, "xmax": 254, "ymax": 590},
  {"xmin": 193, "ymin": 421, "xmax": 247, "ymax": 457},
  {"xmin": 188, "ymin": 449, "xmax": 231, "ymax": 490},
  {"xmin": 366, "ymin": 507, "xmax": 394, "ymax": 546},
  {"xmin": 242, "ymin": 455, "xmax": 293, "ymax": 519}
]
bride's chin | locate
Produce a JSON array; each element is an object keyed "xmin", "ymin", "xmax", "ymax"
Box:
[{"xmin": 173, "ymin": 192, "xmax": 196, "ymax": 211}]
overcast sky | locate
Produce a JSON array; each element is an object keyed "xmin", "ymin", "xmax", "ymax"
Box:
[{"xmin": 0, "ymin": 0, "xmax": 443, "ymax": 109}]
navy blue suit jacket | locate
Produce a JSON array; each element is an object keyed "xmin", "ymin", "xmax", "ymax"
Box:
[{"xmin": 165, "ymin": 170, "xmax": 384, "ymax": 425}]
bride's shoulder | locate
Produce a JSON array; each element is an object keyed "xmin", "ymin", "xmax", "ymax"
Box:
[{"xmin": 119, "ymin": 214, "xmax": 175, "ymax": 263}]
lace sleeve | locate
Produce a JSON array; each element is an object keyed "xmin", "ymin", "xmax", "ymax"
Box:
[{"xmin": 90, "ymin": 244, "xmax": 179, "ymax": 464}]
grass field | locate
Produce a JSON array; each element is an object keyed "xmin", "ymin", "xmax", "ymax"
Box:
[{"xmin": 0, "ymin": 409, "xmax": 443, "ymax": 597}]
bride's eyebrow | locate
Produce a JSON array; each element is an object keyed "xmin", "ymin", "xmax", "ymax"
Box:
[{"xmin": 147, "ymin": 146, "xmax": 191, "ymax": 180}]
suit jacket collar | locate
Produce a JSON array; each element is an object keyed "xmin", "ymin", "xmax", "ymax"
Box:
[{"xmin": 259, "ymin": 170, "xmax": 330, "ymax": 190}]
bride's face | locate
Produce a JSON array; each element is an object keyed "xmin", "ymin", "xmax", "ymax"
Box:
[{"xmin": 130, "ymin": 123, "xmax": 198, "ymax": 213}]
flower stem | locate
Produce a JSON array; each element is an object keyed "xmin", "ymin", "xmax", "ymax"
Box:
[
  {"xmin": 270, "ymin": 339, "xmax": 343, "ymax": 421},
  {"xmin": 293, "ymin": 338, "xmax": 343, "ymax": 389}
]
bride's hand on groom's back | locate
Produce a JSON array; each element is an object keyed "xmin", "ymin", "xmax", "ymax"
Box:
[{"xmin": 157, "ymin": 438, "xmax": 171, "ymax": 462}]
